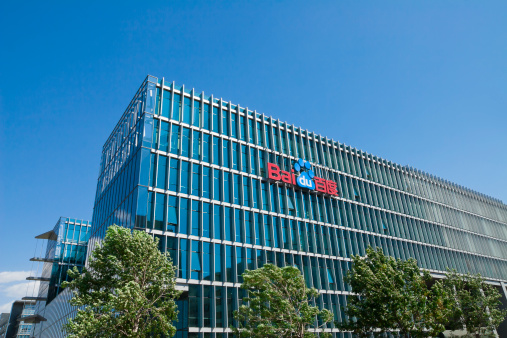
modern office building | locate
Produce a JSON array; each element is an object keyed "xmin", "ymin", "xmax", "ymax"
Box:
[
  {"xmin": 3, "ymin": 301, "xmax": 35, "ymax": 338},
  {"xmin": 30, "ymin": 217, "xmax": 91, "ymax": 337},
  {"xmin": 36, "ymin": 75, "xmax": 507, "ymax": 337},
  {"xmin": 0, "ymin": 313, "xmax": 10, "ymax": 337}
]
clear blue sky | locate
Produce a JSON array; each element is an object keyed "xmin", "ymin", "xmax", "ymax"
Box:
[{"xmin": 1, "ymin": 1, "xmax": 506, "ymax": 310}]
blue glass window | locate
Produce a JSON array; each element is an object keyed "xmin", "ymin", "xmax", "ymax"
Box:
[
  {"xmin": 256, "ymin": 121, "xmax": 263, "ymax": 146},
  {"xmin": 135, "ymin": 187, "xmax": 148, "ymax": 229},
  {"xmin": 154, "ymin": 193, "xmax": 165, "ymax": 231},
  {"xmin": 167, "ymin": 196, "xmax": 178, "ymax": 232},
  {"xmin": 156, "ymin": 156, "xmax": 167, "ymax": 190},
  {"xmin": 170, "ymin": 125, "xmax": 180, "ymax": 155},
  {"xmin": 240, "ymin": 115, "xmax": 246, "ymax": 141},
  {"xmin": 172, "ymin": 93, "xmax": 181, "ymax": 121},
  {"xmin": 223, "ymin": 172, "xmax": 231, "ymax": 203},
  {"xmin": 214, "ymin": 244, "xmax": 222, "ymax": 281},
  {"xmin": 202, "ymin": 133, "xmax": 210, "ymax": 163},
  {"xmin": 224, "ymin": 207, "xmax": 233, "ymax": 241},
  {"xmin": 223, "ymin": 140, "xmax": 230, "ymax": 168},
  {"xmin": 180, "ymin": 161, "xmax": 190, "ymax": 194},
  {"xmin": 183, "ymin": 97, "xmax": 191, "ymax": 124},
  {"xmin": 79, "ymin": 227, "xmax": 88, "ymax": 243},
  {"xmin": 161, "ymin": 90, "xmax": 171, "ymax": 118},
  {"xmin": 160, "ymin": 121, "xmax": 169, "ymax": 152},
  {"xmin": 147, "ymin": 192, "xmax": 154, "ymax": 229},
  {"xmin": 252, "ymin": 179, "xmax": 260, "ymax": 209},
  {"xmin": 254, "ymin": 213, "xmax": 262, "ymax": 245},
  {"xmin": 213, "ymin": 137, "xmax": 220, "ymax": 166},
  {"xmin": 231, "ymin": 113, "xmax": 237, "ymax": 139},
  {"xmin": 191, "ymin": 200, "xmax": 200, "ymax": 236},
  {"xmin": 188, "ymin": 291, "xmax": 199, "ymax": 327},
  {"xmin": 259, "ymin": 151, "xmax": 266, "ymax": 176},
  {"xmin": 140, "ymin": 148, "xmax": 151, "ymax": 187},
  {"xmin": 191, "ymin": 164, "xmax": 200, "ymax": 197},
  {"xmin": 203, "ymin": 103, "xmax": 210, "ymax": 130},
  {"xmin": 314, "ymin": 225, "xmax": 322, "ymax": 254},
  {"xmin": 248, "ymin": 119, "xmax": 254, "ymax": 143},
  {"xmin": 232, "ymin": 142, "xmax": 239, "ymax": 170},
  {"xmin": 327, "ymin": 264, "xmax": 336, "ymax": 290},
  {"xmin": 181, "ymin": 127, "xmax": 190, "ymax": 157},
  {"xmin": 167, "ymin": 237, "xmax": 177, "ymax": 265},
  {"xmin": 282, "ymin": 219, "xmax": 289, "ymax": 249},
  {"xmin": 261, "ymin": 182, "xmax": 269, "ymax": 211},
  {"xmin": 222, "ymin": 109, "xmax": 229, "ymax": 136},
  {"xmin": 202, "ymin": 202, "xmax": 211, "ymax": 238},
  {"xmin": 235, "ymin": 209, "xmax": 243, "ymax": 243},
  {"xmin": 154, "ymin": 121, "xmax": 159, "ymax": 150},
  {"xmin": 264, "ymin": 215, "xmax": 272, "ymax": 247},
  {"xmin": 270, "ymin": 184, "xmax": 279, "ymax": 213},
  {"xmin": 169, "ymin": 159, "xmax": 179, "ymax": 192},
  {"xmin": 236, "ymin": 247, "xmax": 244, "ymax": 282},
  {"xmin": 226, "ymin": 245, "xmax": 233, "ymax": 282},
  {"xmin": 191, "ymin": 241, "xmax": 201, "ymax": 279},
  {"xmin": 213, "ymin": 205, "xmax": 222, "ymax": 240},
  {"xmin": 241, "ymin": 145, "xmax": 248, "ymax": 172},
  {"xmin": 192, "ymin": 131, "xmax": 200, "ymax": 160},
  {"xmin": 290, "ymin": 220, "xmax": 298, "ymax": 250},
  {"xmin": 273, "ymin": 218, "xmax": 281, "ymax": 248},
  {"xmin": 287, "ymin": 189, "xmax": 296, "ymax": 216},
  {"xmin": 278, "ymin": 186, "xmax": 286, "ymax": 215},
  {"xmin": 322, "ymin": 226, "xmax": 330, "ymax": 255},
  {"xmin": 299, "ymin": 222, "xmax": 307, "ymax": 251},
  {"xmin": 280, "ymin": 130, "xmax": 289, "ymax": 155},
  {"xmin": 273, "ymin": 126, "xmax": 279, "ymax": 152},
  {"xmin": 179, "ymin": 198, "xmax": 189, "ymax": 234},
  {"xmin": 212, "ymin": 107, "xmax": 219, "ymax": 133},
  {"xmin": 319, "ymin": 258, "xmax": 327, "ymax": 289},
  {"xmin": 192, "ymin": 99, "xmax": 200, "ymax": 127},
  {"xmin": 233, "ymin": 174, "xmax": 241, "ymax": 205},
  {"xmin": 264, "ymin": 123, "xmax": 272, "ymax": 149},
  {"xmin": 202, "ymin": 166, "xmax": 211, "ymax": 199},
  {"xmin": 247, "ymin": 248, "xmax": 254, "ymax": 271},
  {"xmin": 149, "ymin": 152, "xmax": 156, "ymax": 187},
  {"xmin": 243, "ymin": 177, "xmax": 250, "ymax": 207},
  {"xmin": 203, "ymin": 242, "xmax": 211, "ymax": 281},
  {"xmin": 179, "ymin": 238, "xmax": 188, "ymax": 278},
  {"xmin": 213, "ymin": 170, "xmax": 221, "ymax": 201},
  {"xmin": 245, "ymin": 211, "xmax": 252, "ymax": 245},
  {"xmin": 256, "ymin": 248, "xmax": 264, "ymax": 268}
]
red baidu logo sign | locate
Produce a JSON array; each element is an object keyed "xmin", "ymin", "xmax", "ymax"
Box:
[{"xmin": 267, "ymin": 159, "xmax": 339, "ymax": 196}]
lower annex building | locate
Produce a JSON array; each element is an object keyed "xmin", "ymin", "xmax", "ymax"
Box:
[
  {"xmin": 30, "ymin": 217, "xmax": 91, "ymax": 337},
  {"xmin": 35, "ymin": 75, "xmax": 507, "ymax": 337}
]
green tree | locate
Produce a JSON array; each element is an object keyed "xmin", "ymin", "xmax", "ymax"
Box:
[
  {"xmin": 442, "ymin": 270, "xmax": 506, "ymax": 338},
  {"xmin": 338, "ymin": 246, "xmax": 451, "ymax": 337},
  {"xmin": 62, "ymin": 225, "xmax": 181, "ymax": 338},
  {"xmin": 232, "ymin": 263, "xmax": 334, "ymax": 338}
]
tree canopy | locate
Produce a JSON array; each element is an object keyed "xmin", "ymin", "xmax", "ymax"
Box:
[
  {"xmin": 62, "ymin": 225, "xmax": 181, "ymax": 338},
  {"xmin": 232, "ymin": 263, "xmax": 334, "ymax": 338},
  {"xmin": 442, "ymin": 270, "xmax": 507, "ymax": 338},
  {"xmin": 338, "ymin": 246, "xmax": 452, "ymax": 337}
]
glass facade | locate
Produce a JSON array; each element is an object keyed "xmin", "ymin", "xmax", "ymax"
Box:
[
  {"xmin": 16, "ymin": 303, "xmax": 35, "ymax": 338},
  {"xmin": 89, "ymin": 75, "xmax": 507, "ymax": 337},
  {"xmin": 4, "ymin": 301, "xmax": 36, "ymax": 338},
  {"xmin": 36, "ymin": 217, "xmax": 91, "ymax": 305}
]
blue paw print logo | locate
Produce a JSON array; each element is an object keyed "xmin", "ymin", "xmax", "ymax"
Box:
[{"xmin": 294, "ymin": 159, "xmax": 315, "ymax": 190}]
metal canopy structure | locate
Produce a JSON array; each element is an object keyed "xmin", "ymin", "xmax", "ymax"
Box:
[
  {"xmin": 29, "ymin": 257, "xmax": 55, "ymax": 263},
  {"xmin": 26, "ymin": 276, "xmax": 50, "ymax": 282},
  {"xmin": 17, "ymin": 314, "xmax": 47, "ymax": 324},
  {"xmin": 21, "ymin": 296, "xmax": 47, "ymax": 301},
  {"xmin": 35, "ymin": 230, "xmax": 57, "ymax": 241}
]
